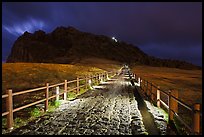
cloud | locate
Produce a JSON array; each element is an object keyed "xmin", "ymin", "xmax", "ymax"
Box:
[
  {"xmin": 3, "ymin": 18, "xmax": 45, "ymax": 36},
  {"xmin": 140, "ymin": 42, "xmax": 202, "ymax": 66}
]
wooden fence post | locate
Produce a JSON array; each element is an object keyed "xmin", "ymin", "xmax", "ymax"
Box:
[
  {"xmin": 146, "ymin": 81, "xmax": 149, "ymax": 97},
  {"xmin": 90, "ymin": 75, "xmax": 92, "ymax": 86},
  {"xmin": 85, "ymin": 76, "xmax": 88, "ymax": 90},
  {"xmin": 99, "ymin": 73, "xmax": 101, "ymax": 83},
  {"xmin": 140, "ymin": 77, "xmax": 142, "ymax": 90},
  {"xmin": 168, "ymin": 89, "xmax": 178, "ymax": 122},
  {"xmin": 94, "ymin": 74, "xmax": 96, "ymax": 85},
  {"xmin": 94, "ymin": 75, "xmax": 95, "ymax": 85},
  {"xmin": 93, "ymin": 75, "xmax": 95, "ymax": 85},
  {"xmin": 98, "ymin": 74, "xmax": 99, "ymax": 83},
  {"xmin": 100, "ymin": 73, "xmax": 102, "ymax": 82},
  {"xmin": 193, "ymin": 103, "xmax": 201, "ymax": 134},
  {"xmin": 143, "ymin": 80, "xmax": 146, "ymax": 93},
  {"xmin": 77, "ymin": 77, "xmax": 79, "ymax": 94},
  {"xmin": 6, "ymin": 89, "xmax": 13, "ymax": 130},
  {"xmin": 150, "ymin": 83, "xmax": 154, "ymax": 103},
  {"xmin": 102, "ymin": 73, "xmax": 104, "ymax": 82},
  {"xmin": 157, "ymin": 86, "xmax": 160, "ymax": 108},
  {"xmin": 93, "ymin": 74, "xmax": 95, "ymax": 85},
  {"xmin": 89, "ymin": 75, "xmax": 92, "ymax": 88},
  {"xmin": 105, "ymin": 73, "xmax": 107, "ymax": 81},
  {"xmin": 56, "ymin": 86, "xmax": 59, "ymax": 101},
  {"xmin": 145, "ymin": 80, "xmax": 147, "ymax": 95},
  {"xmin": 102, "ymin": 73, "xmax": 105, "ymax": 82},
  {"xmin": 97, "ymin": 74, "xmax": 98, "ymax": 83},
  {"xmin": 64, "ymin": 80, "xmax": 67, "ymax": 101},
  {"xmin": 94, "ymin": 74, "xmax": 98, "ymax": 84},
  {"xmin": 138, "ymin": 77, "xmax": 140, "ymax": 87},
  {"xmin": 45, "ymin": 83, "xmax": 49, "ymax": 112},
  {"xmin": 145, "ymin": 80, "xmax": 147, "ymax": 92}
]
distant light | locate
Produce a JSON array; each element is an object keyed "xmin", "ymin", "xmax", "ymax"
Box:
[{"xmin": 112, "ymin": 37, "xmax": 117, "ymax": 42}]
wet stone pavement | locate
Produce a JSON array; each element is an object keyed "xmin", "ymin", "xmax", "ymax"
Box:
[{"xmin": 6, "ymin": 73, "xmax": 167, "ymax": 135}]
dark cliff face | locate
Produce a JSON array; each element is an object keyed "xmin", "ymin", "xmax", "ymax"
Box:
[
  {"xmin": 6, "ymin": 26, "xmax": 148, "ymax": 64},
  {"xmin": 6, "ymin": 26, "xmax": 201, "ymax": 70}
]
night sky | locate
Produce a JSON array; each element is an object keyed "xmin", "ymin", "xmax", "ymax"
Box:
[{"xmin": 2, "ymin": 2, "xmax": 202, "ymax": 66}]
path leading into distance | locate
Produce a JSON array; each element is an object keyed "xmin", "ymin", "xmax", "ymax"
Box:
[{"xmin": 6, "ymin": 69, "xmax": 167, "ymax": 135}]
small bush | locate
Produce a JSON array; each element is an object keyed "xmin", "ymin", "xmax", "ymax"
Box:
[
  {"xmin": 79, "ymin": 80, "xmax": 86, "ymax": 85},
  {"xmin": 54, "ymin": 100, "xmax": 61, "ymax": 107},
  {"xmin": 68, "ymin": 91, "xmax": 77, "ymax": 100},
  {"xmin": 30, "ymin": 108, "xmax": 41, "ymax": 117},
  {"xmin": 14, "ymin": 118, "xmax": 26, "ymax": 128},
  {"xmin": 88, "ymin": 85, "xmax": 92, "ymax": 90},
  {"xmin": 79, "ymin": 87, "xmax": 86, "ymax": 95}
]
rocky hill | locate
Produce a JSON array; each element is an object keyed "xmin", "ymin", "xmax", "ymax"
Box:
[{"xmin": 6, "ymin": 26, "xmax": 201, "ymax": 70}]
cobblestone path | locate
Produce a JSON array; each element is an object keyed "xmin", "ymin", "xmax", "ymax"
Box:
[{"xmin": 7, "ymin": 71, "xmax": 165, "ymax": 135}]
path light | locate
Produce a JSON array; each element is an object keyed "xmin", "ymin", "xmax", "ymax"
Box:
[{"xmin": 88, "ymin": 79, "xmax": 91, "ymax": 84}]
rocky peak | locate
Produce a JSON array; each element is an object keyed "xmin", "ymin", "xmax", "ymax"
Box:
[
  {"xmin": 33, "ymin": 30, "xmax": 46, "ymax": 40},
  {"xmin": 6, "ymin": 26, "xmax": 201, "ymax": 69},
  {"xmin": 34, "ymin": 30, "xmax": 46, "ymax": 35},
  {"xmin": 52, "ymin": 26, "xmax": 79, "ymax": 34}
]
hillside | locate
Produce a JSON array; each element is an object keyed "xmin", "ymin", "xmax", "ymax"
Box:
[
  {"xmin": 131, "ymin": 65, "xmax": 202, "ymax": 106},
  {"xmin": 2, "ymin": 62, "xmax": 121, "ymax": 93},
  {"xmin": 6, "ymin": 26, "xmax": 201, "ymax": 70}
]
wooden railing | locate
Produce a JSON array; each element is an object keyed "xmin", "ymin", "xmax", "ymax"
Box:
[
  {"xmin": 129, "ymin": 72, "xmax": 201, "ymax": 135},
  {"xmin": 2, "ymin": 69, "xmax": 121, "ymax": 130}
]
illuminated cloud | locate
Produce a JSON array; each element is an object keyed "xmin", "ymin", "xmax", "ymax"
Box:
[{"xmin": 3, "ymin": 18, "xmax": 44, "ymax": 36}]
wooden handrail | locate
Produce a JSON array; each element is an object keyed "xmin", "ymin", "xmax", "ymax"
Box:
[
  {"xmin": 68, "ymin": 79, "xmax": 77, "ymax": 83},
  {"xmin": 2, "ymin": 94, "xmax": 8, "ymax": 99},
  {"xmin": 12, "ymin": 87, "xmax": 47, "ymax": 96},
  {"xmin": 13, "ymin": 99, "xmax": 46, "ymax": 113},
  {"xmin": 49, "ymin": 82, "xmax": 64, "ymax": 88},
  {"xmin": 2, "ymin": 111, "xmax": 9, "ymax": 117}
]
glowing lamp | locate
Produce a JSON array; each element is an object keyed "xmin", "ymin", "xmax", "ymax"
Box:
[{"xmin": 112, "ymin": 37, "xmax": 117, "ymax": 42}]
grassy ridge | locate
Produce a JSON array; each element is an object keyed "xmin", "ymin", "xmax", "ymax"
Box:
[
  {"xmin": 2, "ymin": 62, "xmax": 120, "ymax": 94},
  {"xmin": 131, "ymin": 65, "xmax": 202, "ymax": 106}
]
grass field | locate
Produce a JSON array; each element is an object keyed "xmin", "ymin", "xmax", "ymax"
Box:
[
  {"xmin": 131, "ymin": 65, "xmax": 202, "ymax": 106},
  {"xmin": 2, "ymin": 61, "xmax": 121, "ymax": 94}
]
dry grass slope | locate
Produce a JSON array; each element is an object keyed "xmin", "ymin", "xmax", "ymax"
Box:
[
  {"xmin": 132, "ymin": 65, "xmax": 202, "ymax": 106},
  {"xmin": 2, "ymin": 62, "xmax": 121, "ymax": 94}
]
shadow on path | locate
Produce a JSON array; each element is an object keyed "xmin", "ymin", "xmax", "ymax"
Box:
[{"xmin": 130, "ymin": 78, "xmax": 160, "ymax": 135}]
